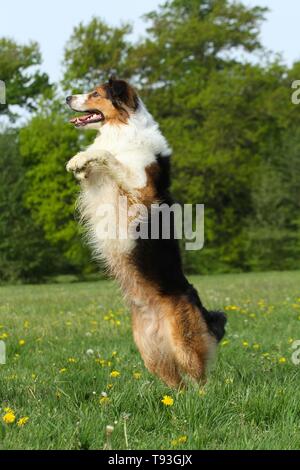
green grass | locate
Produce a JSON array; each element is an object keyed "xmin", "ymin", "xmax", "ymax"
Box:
[{"xmin": 1, "ymin": 271, "xmax": 300, "ymax": 450}]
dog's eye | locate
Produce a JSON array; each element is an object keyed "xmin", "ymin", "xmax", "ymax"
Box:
[{"xmin": 92, "ymin": 91, "xmax": 100, "ymax": 98}]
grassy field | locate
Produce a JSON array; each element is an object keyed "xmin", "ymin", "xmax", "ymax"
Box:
[{"xmin": 1, "ymin": 271, "xmax": 300, "ymax": 450}]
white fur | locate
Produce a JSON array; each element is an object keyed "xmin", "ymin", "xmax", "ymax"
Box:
[
  {"xmin": 85, "ymin": 100, "xmax": 171, "ymax": 187},
  {"xmin": 68, "ymin": 99, "xmax": 172, "ymax": 266},
  {"xmin": 71, "ymin": 94, "xmax": 90, "ymax": 110}
]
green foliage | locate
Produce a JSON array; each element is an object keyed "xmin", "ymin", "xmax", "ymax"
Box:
[
  {"xmin": 0, "ymin": 38, "xmax": 51, "ymax": 121},
  {"xmin": 0, "ymin": 130, "xmax": 60, "ymax": 282},
  {"xmin": 63, "ymin": 18, "xmax": 132, "ymax": 91},
  {"xmin": 124, "ymin": 0, "xmax": 293, "ymax": 273},
  {"xmin": 245, "ymin": 128, "xmax": 300, "ymax": 271},
  {"xmin": 0, "ymin": 0, "xmax": 299, "ymax": 281}
]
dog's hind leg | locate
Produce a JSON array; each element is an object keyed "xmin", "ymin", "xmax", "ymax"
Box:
[
  {"xmin": 131, "ymin": 305, "xmax": 184, "ymax": 388},
  {"xmin": 166, "ymin": 298, "xmax": 217, "ymax": 384}
]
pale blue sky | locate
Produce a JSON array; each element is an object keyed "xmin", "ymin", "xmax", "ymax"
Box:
[{"xmin": 1, "ymin": 0, "xmax": 299, "ymax": 82}]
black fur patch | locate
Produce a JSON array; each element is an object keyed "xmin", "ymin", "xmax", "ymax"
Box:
[
  {"xmin": 132, "ymin": 154, "xmax": 227, "ymax": 342},
  {"xmin": 186, "ymin": 284, "xmax": 227, "ymax": 342},
  {"xmin": 105, "ymin": 77, "xmax": 139, "ymax": 111}
]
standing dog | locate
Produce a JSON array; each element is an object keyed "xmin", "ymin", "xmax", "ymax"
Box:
[{"xmin": 66, "ymin": 77, "xmax": 226, "ymax": 388}]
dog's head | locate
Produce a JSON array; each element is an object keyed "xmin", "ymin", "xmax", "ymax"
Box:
[{"xmin": 66, "ymin": 77, "xmax": 139, "ymax": 129}]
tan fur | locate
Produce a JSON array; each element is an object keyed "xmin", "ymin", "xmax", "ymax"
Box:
[
  {"xmin": 110, "ymin": 254, "xmax": 216, "ymax": 388},
  {"xmin": 137, "ymin": 162, "xmax": 160, "ymax": 206},
  {"xmin": 84, "ymin": 85, "xmax": 136, "ymax": 125}
]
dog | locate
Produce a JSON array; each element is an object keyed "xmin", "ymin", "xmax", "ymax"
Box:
[{"xmin": 66, "ymin": 77, "xmax": 226, "ymax": 388}]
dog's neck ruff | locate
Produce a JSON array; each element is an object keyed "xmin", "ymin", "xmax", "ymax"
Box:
[{"xmin": 92, "ymin": 99, "xmax": 171, "ymax": 163}]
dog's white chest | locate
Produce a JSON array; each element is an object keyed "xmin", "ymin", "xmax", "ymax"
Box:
[{"xmin": 79, "ymin": 177, "xmax": 135, "ymax": 262}]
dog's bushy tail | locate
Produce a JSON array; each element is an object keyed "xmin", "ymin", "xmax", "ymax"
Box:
[
  {"xmin": 186, "ymin": 284, "xmax": 227, "ymax": 342},
  {"xmin": 201, "ymin": 309, "xmax": 227, "ymax": 342}
]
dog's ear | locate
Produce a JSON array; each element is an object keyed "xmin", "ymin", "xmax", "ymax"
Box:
[
  {"xmin": 107, "ymin": 76, "xmax": 128, "ymax": 103},
  {"xmin": 106, "ymin": 76, "xmax": 139, "ymax": 111}
]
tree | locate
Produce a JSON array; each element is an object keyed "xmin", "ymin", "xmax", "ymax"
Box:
[
  {"xmin": 7, "ymin": 1, "xmax": 299, "ymax": 280},
  {"xmin": 63, "ymin": 18, "xmax": 132, "ymax": 91},
  {"xmin": 0, "ymin": 38, "xmax": 51, "ymax": 121},
  {"xmin": 124, "ymin": 0, "xmax": 271, "ymax": 272},
  {"xmin": 245, "ymin": 127, "xmax": 300, "ymax": 271},
  {"xmin": 0, "ymin": 130, "xmax": 60, "ymax": 282}
]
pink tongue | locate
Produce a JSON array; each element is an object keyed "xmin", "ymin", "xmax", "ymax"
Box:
[
  {"xmin": 70, "ymin": 114, "xmax": 90, "ymax": 124},
  {"xmin": 70, "ymin": 113, "xmax": 102, "ymax": 124},
  {"xmin": 79, "ymin": 115, "xmax": 91, "ymax": 121}
]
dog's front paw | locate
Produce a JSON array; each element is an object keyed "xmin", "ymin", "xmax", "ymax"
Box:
[
  {"xmin": 66, "ymin": 152, "xmax": 89, "ymax": 174},
  {"xmin": 66, "ymin": 150, "xmax": 112, "ymax": 179}
]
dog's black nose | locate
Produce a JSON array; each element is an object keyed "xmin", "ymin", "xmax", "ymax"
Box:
[{"xmin": 66, "ymin": 96, "xmax": 72, "ymax": 104}]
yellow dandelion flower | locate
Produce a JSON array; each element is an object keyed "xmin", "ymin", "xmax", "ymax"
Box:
[
  {"xmin": 104, "ymin": 316, "xmax": 110, "ymax": 321},
  {"xmin": 59, "ymin": 368, "xmax": 67, "ymax": 374},
  {"xmin": 225, "ymin": 305, "xmax": 238, "ymax": 311},
  {"xmin": 17, "ymin": 417, "xmax": 29, "ymax": 427},
  {"xmin": 107, "ymin": 383, "xmax": 113, "ymax": 389},
  {"xmin": 0, "ymin": 333, "xmax": 8, "ymax": 340},
  {"xmin": 199, "ymin": 388, "xmax": 206, "ymax": 397},
  {"xmin": 3, "ymin": 411, "xmax": 16, "ymax": 424},
  {"xmin": 23, "ymin": 321, "xmax": 30, "ymax": 329},
  {"xmin": 225, "ymin": 377, "xmax": 234, "ymax": 384},
  {"xmin": 99, "ymin": 396, "xmax": 110, "ymax": 405},
  {"xmin": 19, "ymin": 339, "xmax": 25, "ymax": 346},
  {"xmin": 115, "ymin": 320, "xmax": 121, "ymax": 326},
  {"xmin": 221, "ymin": 340, "xmax": 230, "ymax": 347},
  {"xmin": 95, "ymin": 358, "xmax": 106, "ymax": 366},
  {"xmin": 133, "ymin": 372, "xmax": 142, "ymax": 380},
  {"xmin": 68, "ymin": 357, "xmax": 77, "ymax": 363},
  {"xmin": 161, "ymin": 395, "xmax": 174, "ymax": 406},
  {"xmin": 242, "ymin": 341, "xmax": 249, "ymax": 347},
  {"xmin": 110, "ymin": 370, "xmax": 120, "ymax": 378},
  {"xmin": 279, "ymin": 357, "xmax": 287, "ymax": 364},
  {"xmin": 171, "ymin": 435, "xmax": 187, "ymax": 446},
  {"xmin": 112, "ymin": 351, "xmax": 117, "ymax": 357}
]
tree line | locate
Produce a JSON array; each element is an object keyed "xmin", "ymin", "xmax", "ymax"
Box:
[{"xmin": 0, "ymin": 0, "xmax": 299, "ymax": 283}]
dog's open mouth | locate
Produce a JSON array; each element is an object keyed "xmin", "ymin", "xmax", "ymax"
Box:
[{"xmin": 70, "ymin": 110, "xmax": 105, "ymax": 127}]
